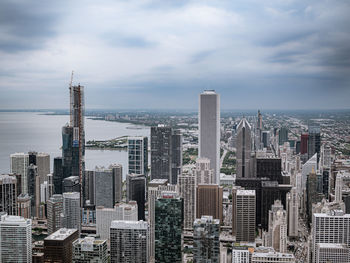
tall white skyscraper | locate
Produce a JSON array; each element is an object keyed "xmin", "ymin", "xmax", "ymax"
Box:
[
  {"xmin": 199, "ymin": 90, "xmax": 220, "ymax": 183},
  {"xmin": 62, "ymin": 192, "xmax": 81, "ymax": 233},
  {"xmin": 236, "ymin": 118, "xmax": 252, "ymax": 178},
  {"xmin": 47, "ymin": 194, "xmax": 63, "ymax": 235},
  {"xmin": 0, "ymin": 214, "xmax": 32, "ymax": 263},
  {"xmin": 110, "ymin": 220, "xmax": 149, "ymax": 263},
  {"xmin": 178, "ymin": 172, "xmax": 196, "ymax": 229},
  {"xmin": 312, "ymin": 210, "xmax": 350, "ymax": 263},
  {"xmin": 10, "ymin": 152, "xmax": 29, "ymax": 194}
]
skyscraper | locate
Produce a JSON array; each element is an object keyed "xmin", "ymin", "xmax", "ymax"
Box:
[
  {"xmin": 236, "ymin": 118, "xmax": 252, "ymax": 178},
  {"xmin": 265, "ymin": 200, "xmax": 287, "ymax": 253},
  {"xmin": 27, "ymin": 164, "xmax": 39, "ymax": 217},
  {"xmin": 308, "ymin": 124, "xmax": 321, "ymax": 161},
  {"xmin": 111, "ymin": 164, "xmax": 123, "ymax": 203},
  {"xmin": 155, "ymin": 192, "xmax": 183, "ymax": 263},
  {"xmin": 300, "ymin": 133, "xmax": 308, "ymax": 155},
  {"xmin": 35, "ymin": 152, "xmax": 50, "ymax": 185},
  {"xmin": 232, "ymin": 189, "xmax": 256, "ymax": 243},
  {"xmin": 126, "ymin": 173, "xmax": 146, "ymax": 220},
  {"xmin": 151, "ymin": 125, "xmax": 182, "ymax": 184},
  {"xmin": 62, "ymin": 192, "xmax": 81, "ymax": 233},
  {"xmin": 0, "ymin": 214, "xmax": 32, "ymax": 263},
  {"xmin": 96, "ymin": 201, "xmax": 138, "ymax": 241},
  {"xmin": 287, "ymin": 188, "xmax": 299, "ymax": 238},
  {"xmin": 193, "ymin": 216, "xmax": 220, "ymax": 263},
  {"xmin": 195, "ymin": 157, "xmax": 215, "ymax": 184},
  {"xmin": 196, "ymin": 184, "xmax": 223, "ymax": 223},
  {"xmin": 178, "ymin": 172, "xmax": 196, "ymax": 229},
  {"xmin": 63, "ymin": 175, "xmax": 80, "ymax": 193},
  {"xmin": 0, "ymin": 174, "xmax": 17, "ymax": 215},
  {"xmin": 94, "ymin": 167, "xmax": 120, "ymax": 208},
  {"xmin": 47, "ymin": 194, "xmax": 63, "ymax": 234},
  {"xmin": 312, "ymin": 210, "xmax": 350, "ymax": 263},
  {"xmin": 199, "ymin": 90, "xmax": 220, "ymax": 183},
  {"xmin": 147, "ymin": 179, "xmax": 177, "ymax": 262},
  {"xmin": 278, "ymin": 127, "xmax": 289, "ymax": 146},
  {"xmin": 53, "ymin": 157, "xmax": 63, "ymax": 194},
  {"xmin": 128, "ymin": 136, "xmax": 148, "ymax": 175},
  {"xmin": 17, "ymin": 193, "xmax": 31, "ymax": 219},
  {"xmin": 110, "ymin": 220, "xmax": 149, "ymax": 263},
  {"xmin": 10, "ymin": 152, "xmax": 29, "ymax": 194},
  {"xmin": 62, "ymin": 82, "xmax": 85, "ymax": 205},
  {"xmin": 44, "ymin": 228, "xmax": 79, "ymax": 263}
]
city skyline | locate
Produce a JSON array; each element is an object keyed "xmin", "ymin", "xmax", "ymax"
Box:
[{"xmin": 0, "ymin": 0, "xmax": 349, "ymax": 110}]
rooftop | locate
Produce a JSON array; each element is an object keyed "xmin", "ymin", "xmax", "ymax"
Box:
[
  {"xmin": 111, "ymin": 220, "xmax": 148, "ymax": 230},
  {"xmin": 317, "ymin": 243, "xmax": 348, "ymax": 249},
  {"xmin": 237, "ymin": 189, "xmax": 255, "ymax": 196},
  {"xmin": 45, "ymin": 228, "xmax": 78, "ymax": 240}
]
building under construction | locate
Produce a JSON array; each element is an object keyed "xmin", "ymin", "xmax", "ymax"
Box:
[{"xmin": 61, "ymin": 78, "xmax": 85, "ymax": 206}]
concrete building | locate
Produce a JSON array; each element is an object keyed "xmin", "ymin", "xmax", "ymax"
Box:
[
  {"xmin": 62, "ymin": 192, "xmax": 81, "ymax": 233},
  {"xmin": 265, "ymin": 200, "xmax": 287, "ymax": 253},
  {"xmin": 126, "ymin": 173, "xmax": 146, "ymax": 220},
  {"xmin": 197, "ymin": 184, "xmax": 223, "ymax": 223},
  {"xmin": 195, "ymin": 157, "xmax": 215, "ymax": 184},
  {"xmin": 236, "ymin": 119, "xmax": 252, "ymax": 179},
  {"xmin": 316, "ymin": 243, "xmax": 350, "ymax": 263},
  {"xmin": 178, "ymin": 172, "xmax": 196, "ymax": 229},
  {"xmin": 110, "ymin": 220, "xmax": 149, "ymax": 263},
  {"xmin": 232, "ymin": 247, "xmax": 251, "ymax": 263},
  {"xmin": 47, "ymin": 194, "xmax": 63, "ymax": 234},
  {"xmin": 72, "ymin": 236, "xmax": 108, "ymax": 262},
  {"xmin": 94, "ymin": 167, "xmax": 120, "ymax": 208},
  {"xmin": 10, "ymin": 152, "xmax": 29, "ymax": 194},
  {"xmin": 0, "ymin": 174, "xmax": 17, "ymax": 215},
  {"xmin": 35, "ymin": 152, "xmax": 50, "ymax": 185},
  {"xmin": 147, "ymin": 179, "xmax": 176, "ymax": 262},
  {"xmin": 251, "ymin": 251, "xmax": 295, "ymax": 262},
  {"xmin": 17, "ymin": 193, "xmax": 31, "ymax": 219},
  {"xmin": 232, "ymin": 189, "xmax": 256, "ymax": 243},
  {"xmin": 155, "ymin": 192, "xmax": 183, "ymax": 263},
  {"xmin": 151, "ymin": 125, "xmax": 182, "ymax": 184},
  {"xmin": 96, "ymin": 201, "xmax": 138, "ymax": 241},
  {"xmin": 193, "ymin": 216, "xmax": 220, "ymax": 263},
  {"xmin": 199, "ymin": 90, "xmax": 220, "ymax": 183},
  {"xmin": 287, "ymin": 188, "xmax": 299, "ymax": 238},
  {"xmin": 44, "ymin": 228, "xmax": 79, "ymax": 263},
  {"xmin": 128, "ymin": 136, "xmax": 148, "ymax": 175},
  {"xmin": 312, "ymin": 210, "xmax": 350, "ymax": 263},
  {"xmin": 0, "ymin": 214, "xmax": 32, "ymax": 263}
]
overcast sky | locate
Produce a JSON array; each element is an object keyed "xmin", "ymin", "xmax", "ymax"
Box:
[{"xmin": 0, "ymin": 0, "xmax": 349, "ymax": 110}]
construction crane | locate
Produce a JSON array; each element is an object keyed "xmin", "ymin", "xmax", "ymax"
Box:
[{"xmin": 69, "ymin": 71, "xmax": 74, "ymax": 126}]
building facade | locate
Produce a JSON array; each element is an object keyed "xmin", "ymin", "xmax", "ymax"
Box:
[
  {"xmin": 128, "ymin": 136, "xmax": 148, "ymax": 175},
  {"xmin": 47, "ymin": 194, "xmax": 63, "ymax": 234},
  {"xmin": 0, "ymin": 174, "xmax": 17, "ymax": 215}
]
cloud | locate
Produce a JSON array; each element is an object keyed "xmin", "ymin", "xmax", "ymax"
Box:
[{"xmin": 0, "ymin": 0, "xmax": 349, "ymax": 109}]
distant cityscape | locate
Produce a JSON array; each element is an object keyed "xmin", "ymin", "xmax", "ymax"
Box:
[{"xmin": 1, "ymin": 83, "xmax": 350, "ymax": 263}]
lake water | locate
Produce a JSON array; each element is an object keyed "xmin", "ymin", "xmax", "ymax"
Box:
[{"xmin": 0, "ymin": 112, "xmax": 149, "ymax": 179}]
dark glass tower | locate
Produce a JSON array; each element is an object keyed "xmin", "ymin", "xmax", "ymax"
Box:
[
  {"xmin": 53, "ymin": 157, "xmax": 63, "ymax": 194},
  {"xmin": 126, "ymin": 173, "xmax": 146, "ymax": 220},
  {"xmin": 308, "ymin": 124, "xmax": 321, "ymax": 161}
]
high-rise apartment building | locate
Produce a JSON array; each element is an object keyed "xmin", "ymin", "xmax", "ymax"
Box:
[
  {"xmin": 72, "ymin": 237, "xmax": 108, "ymax": 262},
  {"xmin": 147, "ymin": 179, "xmax": 176, "ymax": 262},
  {"xmin": 193, "ymin": 216, "xmax": 220, "ymax": 263},
  {"xmin": 232, "ymin": 189, "xmax": 256, "ymax": 243},
  {"xmin": 199, "ymin": 90, "xmax": 220, "ymax": 183},
  {"xmin": 128, "ymin": 136, "xmax": 148, "ymax": 175},
  {"xmin": 195, "ymin": 157, "xmax": 215, "ymax": 184},
  {"xmin": 236, "ymin": 118, "xmax": 252, "ymax": 179},
  {"xmin": 47, "ymin": 194, "xmax": 63, "ymax": 234},
  {"xmin": 312, "ymin": 210, "xmax": 350, "ymax": 263},
  {"xmin": 0, "ymin": 214, "xmax": 32, "ymax": 263},
  {"xmin": 44, "ymin": 228, "xmax": 79, "ymax": 263},
  {"xmin": 196, "ymin": 184, "xmax": 223, "ymax": 223},
  {"xmin": 155, "ymin": 192, "xmax": 183, "ymax": 263},
  {"xmin": 287, "ymin": 188, "xmax": 299, "ymax": 238},
  {"xmin": 0, "ymin": 174, "xmax": 17, "ymax": 215},
  {"xmin": 96, "ymin": 201, "xmax": 138, "ymax": 241},
  {"xmin": 265, "ymin": 200, "xmax": 287, "ymax": 253},
  {"xmin": 62, "ymin": 192, "xmax": 81, "ymax": 233},
  {"xmin": 151, "ymin": 125, "xmax": 182, "ymax": 184},
  {"xmin": 35, "ymin": 152, "xmax": 50, "ymax": 185},
  {"xmin": 178, "ymin": 172, "xmax": 196, "ymax": 229},
  {"xmin": 110, "ymin": 220, "xmax": 149, "ymax": 263},
  {"xmin": 10, "ymin": 152, "xmax": 29, "ymax": 194},
  {"xmin": 126, "ymin": 173, "xmax": 146, "ymax": 220}
]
